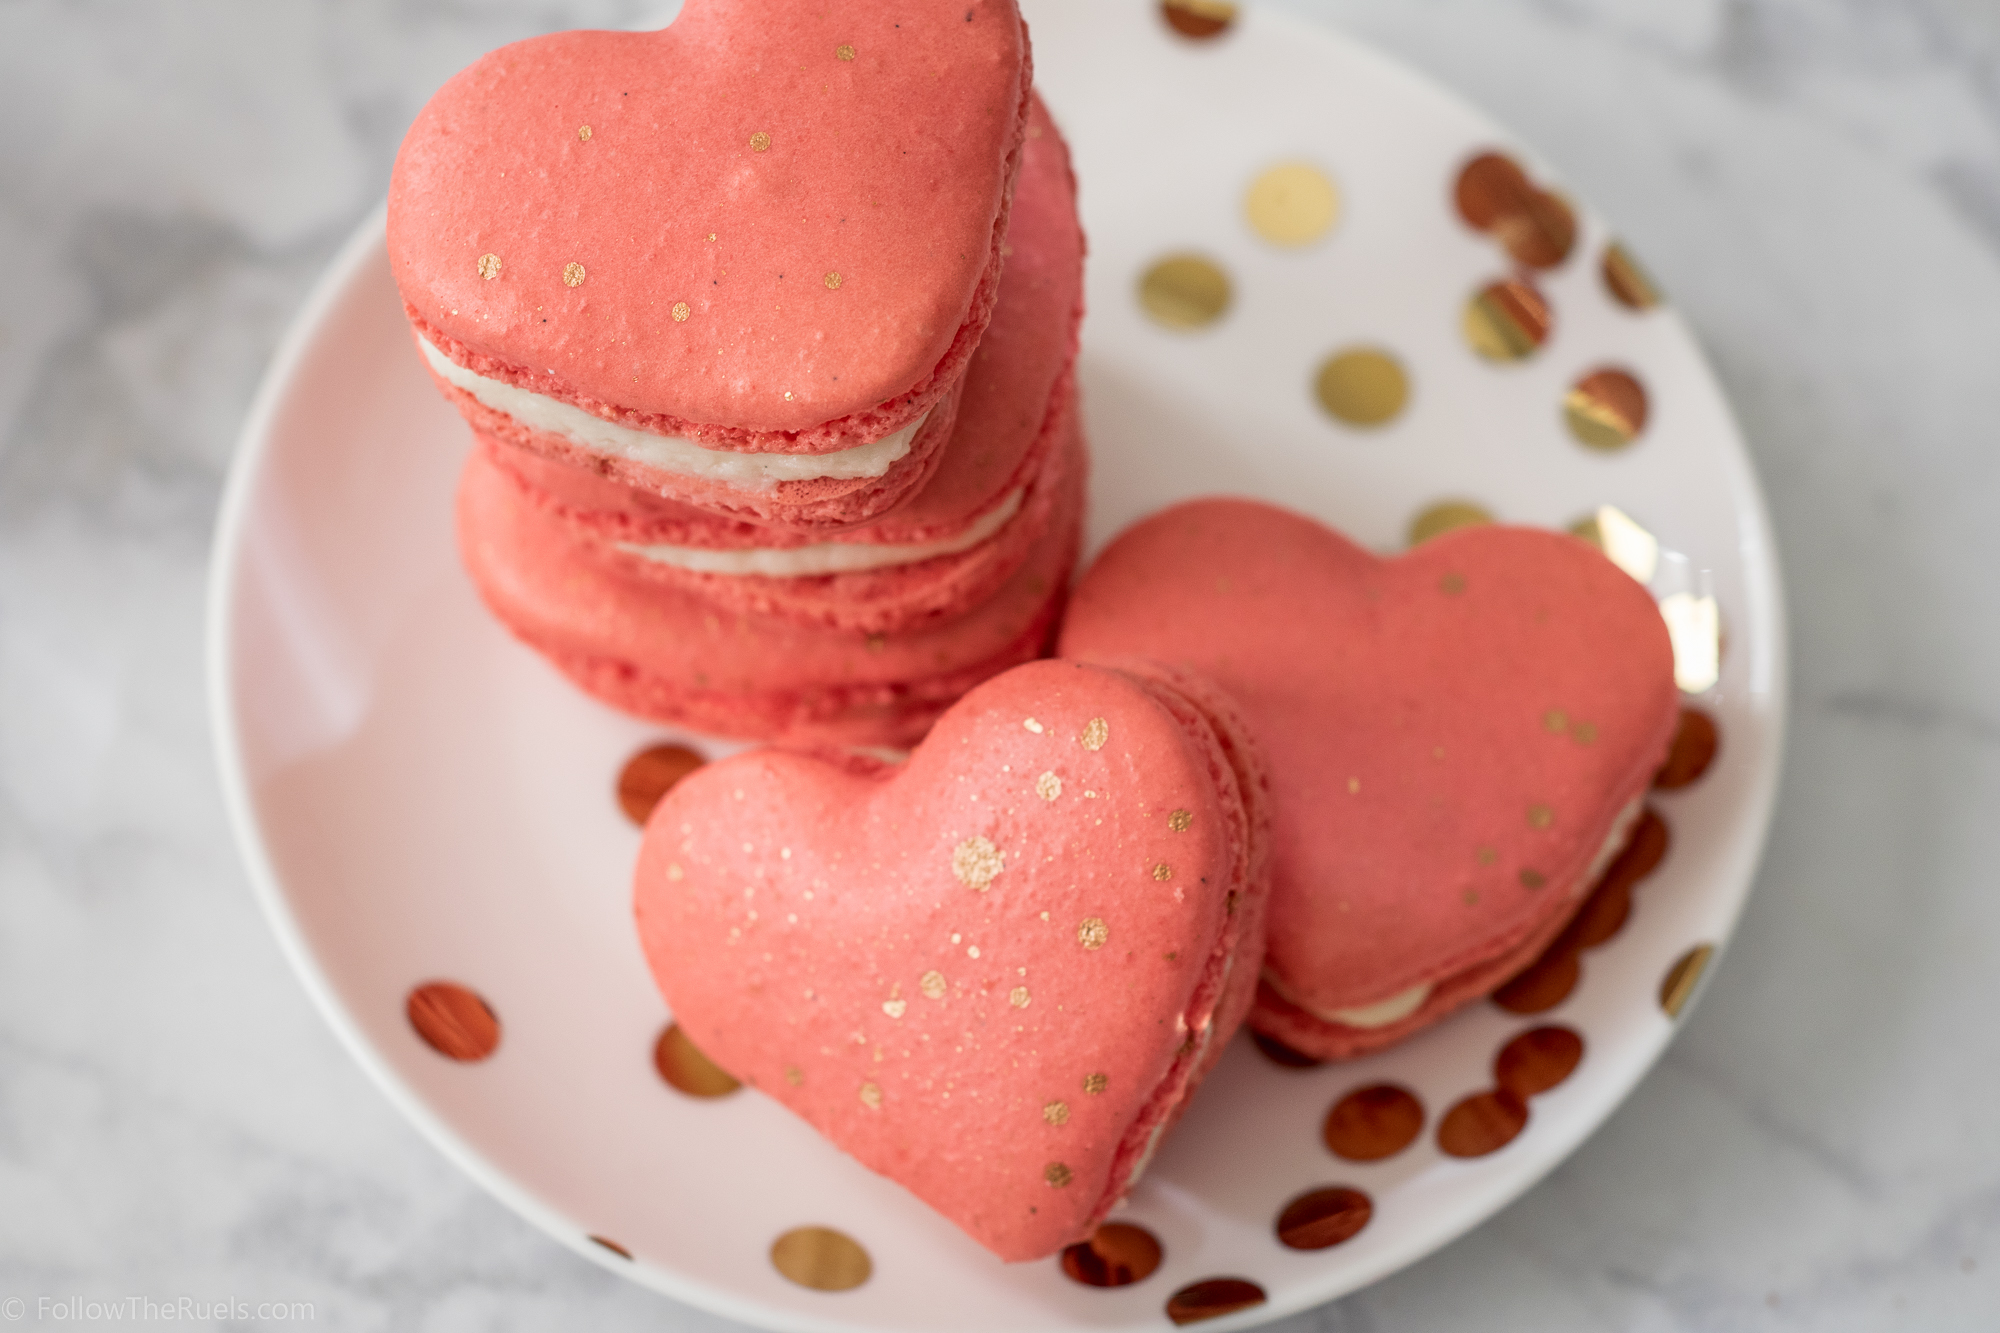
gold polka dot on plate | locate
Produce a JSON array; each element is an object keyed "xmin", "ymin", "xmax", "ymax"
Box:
[
  {"xmin": 1167, "ymin": 1278, "xmax": 1267, "ymax": 1326},
  {"xmin": 1602, "ymin": 240, "xmax": 1663, "ymax": 310},
  {"xmin": 1160, "ymin": 0, "xmax": 1238, "ymax": 40},
  {"xmin": 1245, "ymin": 162, "xmax": 1340, "ymax": 247},
  {"xmin": 1463, "ymin": 278, "xmax": 1552, "ymax": 361},
  {"xmin": 1436, "ymin": 1089, "xmax": 1529, "ymax": 1158},
  {"xmin": 1660, "ymin": 943, "xmax": 1716, "ymax": 1017},
  {"xmin": 1565, "ymin": 368, "xmax": 1650, "ymax": 451},
  {"xmin": 1314, "ymin": 347, "xmax": 1408, "ymax": 427},
  {"xmin": 617, "ymin": 742, "xmax": 706, "ymax": 826},
  {"xmin": 770, "ymin": 1226, "xmax": 871, "ymax": 1291},
  {"xmin": 406, "ymin": 981, "xmax": 500, "ymax": 1062},
  {"xmin": 1407, "ymin": 500, "xmax": 1494, "ymax": 547},
  {"xmin": 1138, "ymin": 254, "xmax": 1232, "ymax": 330},
  {"xmin": 1060, "ymin": 1222, "xmax": 1164, "ymax": 1287},
  {"xmin": 653, "ymin": 1022, "xmax": 741, "ymax": 1098}
]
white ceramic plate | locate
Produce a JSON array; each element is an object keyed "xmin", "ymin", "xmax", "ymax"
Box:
[{"xmin": 208, "ymin": 2, "xmax": 1786, "ymax": 1329}]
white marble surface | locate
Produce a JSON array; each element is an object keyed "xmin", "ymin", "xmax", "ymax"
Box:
[{"xmin": 2, "ymin": 0, "xmax": 1997, "ymax": 1328}]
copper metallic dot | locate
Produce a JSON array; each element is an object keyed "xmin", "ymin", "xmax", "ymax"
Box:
[
  {"xmin": 1276, "ymin": 1187, "xmax": 1373, "ymax": 1250},
  {"xmin": 1252, "ymin": 1030, "xmax": 1324, "ymax": 1068},
  {"xmin": 1138, "ymin": 254, "xmax": 1232, "ymax": 330},
  {"xmin": 1463, "ymin": 278, "xmax": 1552, "ymax": 361},
  {"xmin": 1454, "ymin": 152, "xmax": 1534, "ymax": 231},
  {"xmin": 952, "ymin": 835, "xmax": 1004, "ymax": 890},
  {"xmin": 750, "ymin": 131, "xmax": 772, "ymax": 152},
  {"xmin": 1492, "ymin": 189, "xmax": 1577, "ymax": 269},
  {"xmin": 1492, "ymin": 947, "xmax": 1581, "ymax": 1015},
  {"xmin": 653, "ymin": 1022, "xmax": 741, "ymax": 1097},
  {"xmin": 1495, "ymin": 1025, "xmax": 1584, "ymax": 1100},
  {"xmin": 824, "ymin": 271, "xmax": 842, "ymax": 290},
  {"xmin": 1153, "ymin": 863, "xmax": 1173, "ymax": 882},
  {"xmin": 1168, "ymin": 809, "xmax": 1193, "ymax": 832},
  {"xmin": 1043, "ymin": 1100, "xmax": 1069, "ymax": 1125},
  {"xmin": 1408, "ymin": 500, "xmax": 1493, "ymax": 547},
  {"xmin": 1167, "ymin": 1278, "xmax": 1267, "ymax": 1325},
  {"xmin": 1245, "ymin": 162, "xmax": 1340, "ymax": 247},
  {"xmin": 1323, "ymin": 1083, "xmax": 1424, "ymax": 1161},
  {"xmin": 617, "ymin": 743, "xmax": 705, "ymax": 825},
  {"xmin": 589, "ymin": 1235, "xmax": 631, "ymax": 1259},
  {"xmin": 1078, "ymin": 917, "xmax": 1109, "ymax": 950},
  {"xmin": 1603, "ymin": 240, "xmax": 1663, "ymax": 310},
  {"xmin": 1061, "ymin": 1222, "xmax": 1163, "ymax": 1287},
  {"xmin": 1437, "ymin": 1089, "xmax": 1529, "ymax": 1157},
  {"xmin": 671, "ymin": 301, "xmax": 691, "ymax": 322},
  {"xmin": 1315, "ymin": 347, "xmax": 1408, "ymax": 427},
  {"xmin": 1045, "ymin": 1162, "xmax": 1074, "ymax": 1187},
  {"xmin": 859, "ymin": 1082, "xmax": 883, "ymax": 1109},
  {"xmin": 1519, "ymin": 869, "xmax": 1547, "ymax": 889},
  {"xmin": 1565, "ymin": 368, "xmax": 1650, "ymax": 451},
  {"xmin": 1569, "ymin": 808, "xmax": 1668, "ymax": 949},
  {"xmin": 406, "ymin": 982, "xmax": 499, "ymax": 1062},
  {"xmin": 562, "ymin": 262, "xmax": 586, "ymax": 288},
  {"xmin": 1660, "ymin": 943, "xmax": 1716, "ymax": 1018},
  {"xmin": 578, "ymin": 124, "xmax": 592, "ymax": 141},
  {"xmin": 476, "ymin": 252, "xmax": 501, "ymax": 280},
  {"xmin": 1161, "ymin": 0, "xmax": 1237, "ymax": 39},
  {"xmin": 920, "ymin": 970, "xmax": 947, "ymax": 999},
  {"xmin": 836, "ymin": 43, "xmax": 856, "ymax": 60},
  {"xmin": 1080, "ymin": 717, "xmax": 1109, "ymax": 751},
  {"xmin": 1084, "ymin": 1072, "xmax": 1108, "ymax": 1095},
  {"xmin": 1655, "ymin": 708, "xmax": 1720, "ymax": 789},
  {"xmin": 770, "ymin": 1227, "xmax": 871, "ymax": 1291}
]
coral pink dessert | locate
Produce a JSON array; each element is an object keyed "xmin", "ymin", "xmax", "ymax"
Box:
[
  {"xmin": 455, "ymin": 436, "xmax": 1084, "ymax": 747},
  {"xmin": 633, "ymin": 658, "xmax": 1271, "ymax": 1260},
  {"xmin": 389, "ymin": 0, "xmax": 1033, "ymax": 524},
  {"xmin": 1060, "ymin": 500, "xmax": 1679, "ymax": 1059}
]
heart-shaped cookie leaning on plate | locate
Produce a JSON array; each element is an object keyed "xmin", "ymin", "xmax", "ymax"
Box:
[
  {"xmin": 633, "ymin": 659, "xmax": 1271, "ymax": 1260},
  {"xmin": 389, "ymin": 0, "xmax": 1032, "ymax": 520},
  {"xmin": 1059, "ymin": 500, "xmax": 1678, "ymax": 1061}
]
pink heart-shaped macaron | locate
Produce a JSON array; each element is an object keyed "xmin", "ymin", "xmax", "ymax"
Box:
[
  {"xmin": 390, "ymin": 0, "xmax": 1030, "ymax": 454},
  {"xmin": 1059, "ymin": 501, "xmax": 1678, "ymax": 1059},
  {"xmin": 633, "ymin": 659, "xmax": 1270, "ymax": 1260}
]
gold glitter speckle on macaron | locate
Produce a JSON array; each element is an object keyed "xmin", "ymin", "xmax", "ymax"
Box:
[
  {"xmin": 1519, "ymin": 869, "xmax": 1547, "ymax": 889},
  {"xmin": 1169, "ymin": 809, "xmax": 1193, "ymax": 832},
  {"xmin": 1080, "ymin": 718, "xmax": 1109, "ymax": 751},
  {"xmin": 750, "ymin": 132, "xmax": 772, "ymax": 152},
  {"xmin": 671, "ymin": 301, "xmax": 691, "ymax": 322},
  {"xmin": 859, "ymin": 1082, "xmax": 882, "ymax": 1108},
  {"xmin": 1528, "ymin": 803, "xmax": 1554, "ymax": 829},
  {"xmin": 882, "ymin": 997, "xmax": 907, "ymax": 1018},
  {"xmin": 476, "ymin": 253, "xmax": 501, "ymax": 280},
  {"xmin": 824, "ymin": 272, "xmax": 843, "ymax": 290},
  {"xmin": 577, "ymin": 125, "xmax": 592, "ymax": 141},
  {"xmin": 920, "ymin": 970, "xmax": 947, "ymax": 1000},
  {"xmin": 836, "ymin": 43, "xmax": 856, "ymax": 60},
  {"xmin": 1153, "ymin": 863, "xmax": 1173, "ymax": 881},
  {"xmin": 952, "ymin": 836, "xmax": 1003, "ymax": 890},
  {"xmin": 1084, "ymin": 1072, "xmax": 1108, "ymax": 1095},
  {"xmin": 1043, "ymin": 1100, "xmax": 1070, "ymax": 1125},
  {"xmin": 784, "ymin": 1065, "xmax": 802, "ymax": 1086},
  {"xmin": 1045, "ymin": 1162, "xmax": 1074, "ymax": 1187},
  {"xmin": 1010, "ymin": 986, "xmax": 1031, "ymax": 1008},
  {"xmin": 1078, "ymin": 917, "xmax": 1109, "ymax": 950},
  {"xmin": 1023, "ymin": 717, "xmax": 1045, "ymax": 734},
  {"xmin": 1036, "ymin": 772, "xmax": 1062, "ymax": 801},
  {"xmin": 562, "ymin": 262, "xmax": 586, "ymax": 287}
]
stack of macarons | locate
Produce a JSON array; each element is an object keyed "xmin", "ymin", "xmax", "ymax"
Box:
[{"xmin": 389, "ymin": 0, "xmax": 1085, "ymax": 746}]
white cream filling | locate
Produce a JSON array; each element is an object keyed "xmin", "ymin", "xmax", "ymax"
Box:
[
  {"xmin": 1331, "ymin": 984, "xmax": 1433, "ymax": 1029},
  {"xmin": 1280, "ymin": 795, "xmax": 1650, "ymax": 1028},
  {"xmin": 419, "ymin": 337, "xmax": 926, "ymax": 491},
  {"xmin": 615, "ymin": 489, "xmax": 1024, "ymax": 577}
]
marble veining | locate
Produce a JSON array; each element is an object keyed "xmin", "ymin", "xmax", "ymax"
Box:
[{"xmin": 2, "ymin": 1, "xmax": 1998, "ymax": 1328}]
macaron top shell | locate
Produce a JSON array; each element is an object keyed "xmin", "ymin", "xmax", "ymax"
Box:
[
  {"xmin": 632, "ymin": 659, "xmax": 1257, "ymax": 1259},
  {"xmin": 390, "ymin": 0, "xmax": 1031, "ymax": 446},
  {"xmin": 1060, "ymin": 500, "xmax": 1679, "ymax": 1017}
]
